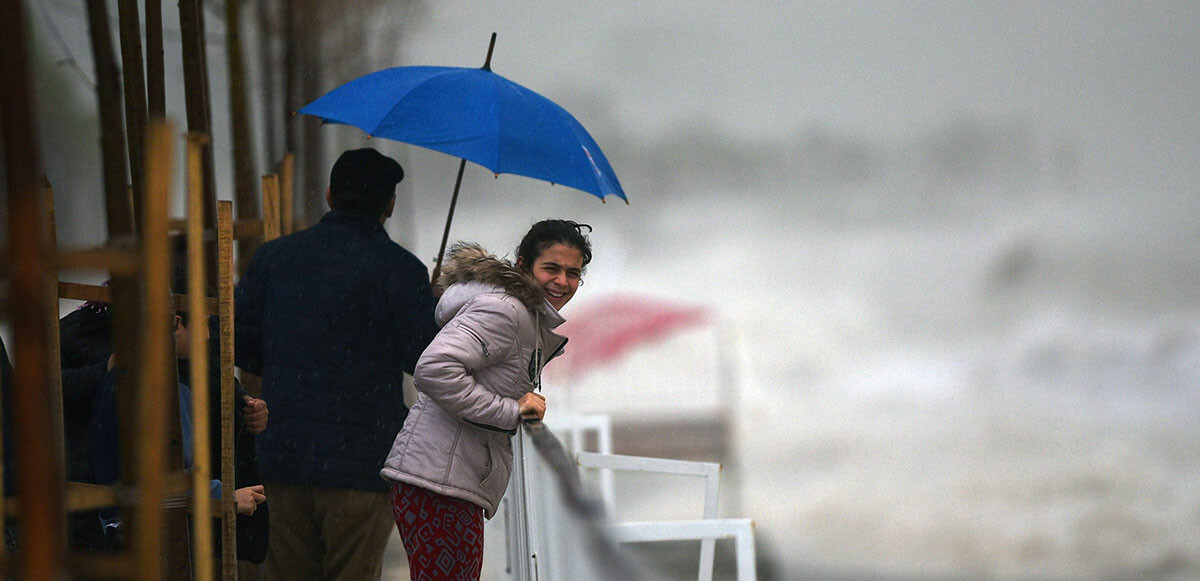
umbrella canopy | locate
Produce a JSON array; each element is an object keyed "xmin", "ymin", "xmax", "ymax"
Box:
[{"xmin": 299, "ymin": 65, "xmax": 625, "ymax": 202}]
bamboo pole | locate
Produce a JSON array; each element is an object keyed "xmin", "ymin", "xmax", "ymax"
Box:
[
  {"xmin": 86, "ymin": 0, "xmax": 135, "ymax": 239},
  {"xmin": 118, "ymin": 0, "xmax": 148, "ymax": 226},
  {"xmin": 278, "ymin": 153, "xmax": 296, "ymax": 235},
  {"xmin": 0, "ymin": 339, "xmax": 5, "ymax": 566},
  {"xmin": 145, "ymin": 0, "xmax": 166, "ymax": 118},
  {"xmin": 187, "ymin": 133, "xmax": 216, "ymax": 581},
  {"xmin": 134, "ymin": 120, "xmax": 176, "ymax": 581},
  {"xmin": 228, "ymin": 0, "xmax": 262, "ymax": 276},
  {"xmin": 41, "ymin": 177, "xmax": 67, "ymax": 491},
  {"xmin": 217, "ymin": 201, "xmax": 238, "ymax": 580},
  {"xmin": 1, "ymin": 0, "xmax": 68, "ymax": 575},
  {"xmin": 179, "ymin": 0, "xmax": 220, "ymax": 288},
  {"xmin": 297, "ymin": 0, "xmax": 325, "ymax": 227},
  {"xmin": 258, "ymin": 0, "xmax": 280, "ymax": 165},
  {"xmin": 283, "ymin": 1, "xmax": 297, "ymax": 158}
]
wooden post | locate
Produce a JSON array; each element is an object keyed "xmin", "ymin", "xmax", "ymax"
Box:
[
  {"xmin": 118, "ymin": 0, "xmax": 148, "ymax": 226},
  {"xmin": 40, "ymin": 177, "xmax": 67, "ymax": 485},
  {"xmin": 87, "ymin": 0, "xmax": 135, "ymax": 238},
  {"xmin": 145, "ymin": 0, "xmax": 166, "ymax": 118},
  {"xmin": 134, "ymin": 120, "xmax": 176, "ymax": 581},
  {"xmin": 217, "ymin": 202, "xmax": 238, "ymax": 580},
  {"xmin": 262, "ymin": 175, "xmax": 282, "ymax": 242},
  {"xmin": 1, "ymin": 0, "xmax": 68, "ymax": 575},
  {"xmin": 187, "ymin": 133, "xmax": 215, "ymax": 581},
  {"xmin": 278, "ymin": 152, "xmax": 296, "ymax": 235}
]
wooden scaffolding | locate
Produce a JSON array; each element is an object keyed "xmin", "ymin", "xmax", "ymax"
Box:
[{"xmin": 2, "ymin": 123, "xmax": 291, "ymax": 579}]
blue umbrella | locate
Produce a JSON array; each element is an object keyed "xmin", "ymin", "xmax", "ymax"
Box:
[{"xmin": 299, "ymin": 34, "xmax": 625, "ymax": 277}]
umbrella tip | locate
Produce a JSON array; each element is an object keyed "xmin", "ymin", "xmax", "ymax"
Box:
[{"xmin": 482, "ymin": 32, "xmax": 497, "ymax": 71}]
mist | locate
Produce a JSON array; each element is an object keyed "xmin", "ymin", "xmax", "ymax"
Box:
[{"xmin": 11, "ymin": 1, "xmax": 1200, "ymax": 578}]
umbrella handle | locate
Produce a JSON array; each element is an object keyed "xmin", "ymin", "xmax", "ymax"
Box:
[
  {"xmin": 433, "ymin": 32, "xmax": 497, "ymax": 284},
  {"xmin": 431, "ymin": 158, "xmax": 468, "ymax": 285}
]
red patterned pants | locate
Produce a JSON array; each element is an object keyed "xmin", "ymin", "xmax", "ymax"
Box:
[{"xmin": 390, "ymin": 482, "xmax": 485, "ymax": 581}]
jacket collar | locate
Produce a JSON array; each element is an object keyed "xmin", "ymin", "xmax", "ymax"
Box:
[{"xmin": 320, "ymin": 210, "xmax": 386, "ymax": 234}]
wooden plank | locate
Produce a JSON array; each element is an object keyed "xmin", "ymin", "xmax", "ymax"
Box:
[
  {"xmin": 6, "ymin": 483, "xmax": 116, "ymax": 516},
  {"xmin": 57, "ymin": 246, "xmax": 142, "ymax": 275},
  {"xmin": 70, "ymin": 552, "xmax": 135, "ymax": 579},
  {"xmin": 217, "ymin": 201, "xmax": 238, "ymax": 579},
  {"xmin": 57, "ymin": 282, "xmax": 219, "ymax": 316},
  {"xmin": 187, "ymin": 133, "xmax": 216, "ymax": 581},
  {"xmin": 168, "ymin": 218, "xmax": 264, "ymax": 242}
]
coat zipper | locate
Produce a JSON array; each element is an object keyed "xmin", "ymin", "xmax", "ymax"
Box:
[{"xmin": 459, "ymin": 324, "xmax": 489, "ymax": 358}]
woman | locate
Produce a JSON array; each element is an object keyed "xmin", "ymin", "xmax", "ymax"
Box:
[{"xmin": 381, "ymin": 219, "xmax": 591, "ymax": 580}]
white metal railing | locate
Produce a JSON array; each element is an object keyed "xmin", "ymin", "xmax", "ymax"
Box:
[
  {"xmin": 607, "ymin": 519, "xmax": 757, "ymax": 581},
  {"xmin": 576, "ymin": 452, "xmax": 724, "ymax": 581},
  {"xmin": 483, "ymin": 416, "xmax": 756, "ymax": 581}
]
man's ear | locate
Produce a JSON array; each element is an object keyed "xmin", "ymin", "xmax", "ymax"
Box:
[
  {"xmin": 325, "ymin": 187, "xmax": 333, "ymax": 210},
  {"xmin": 383, "ymin": 195, "xmax": 397, "ymax": 220},
  {"xmin": 173, "ymin": 314, "xmax": 183, "ymax": 331}
]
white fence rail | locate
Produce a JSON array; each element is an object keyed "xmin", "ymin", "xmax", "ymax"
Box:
[{"xmin": 483, "ymin": 416, "xmax": 756, "ymax": 581}]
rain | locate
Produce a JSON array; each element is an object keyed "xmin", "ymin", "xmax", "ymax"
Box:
[{"xmin": 4, "ymin": 1, "xmax": 1200, "ymax": 579}]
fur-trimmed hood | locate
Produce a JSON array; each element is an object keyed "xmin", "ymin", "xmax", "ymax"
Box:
[{"xmin": 434, "ymin": 243, "xmax": 562, "ymax": 328}]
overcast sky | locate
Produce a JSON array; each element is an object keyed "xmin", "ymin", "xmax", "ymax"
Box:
[{"xmin": 401, "ymin": 1, "xmax": 1200, "ymax": 191}]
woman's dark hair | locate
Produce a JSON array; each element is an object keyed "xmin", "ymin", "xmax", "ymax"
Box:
[{"xmin": 516, "ymin": 219, "xmax": 593, "ymax": 271}]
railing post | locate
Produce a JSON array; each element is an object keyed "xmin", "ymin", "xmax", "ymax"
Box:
[{"xmin": 508, "ymin": 430, "xmax": 533, "ymax": 580}]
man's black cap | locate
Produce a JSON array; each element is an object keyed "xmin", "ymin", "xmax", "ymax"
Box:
[{"xmin": 329, "ymin": 148, "xmax": 404, "ymax": 217}]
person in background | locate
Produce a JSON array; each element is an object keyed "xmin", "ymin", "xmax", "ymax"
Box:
[
  {"xmin": 234, "ymin": 148, "xmax": 439, "ymax": 580},
  {"xmin": 57, "ymin": 296, "xmax": 115, "ymax": 551},
  {"xmin": 58, "ymin": 280, "xmax": 268, "ymax": 552},
  {"xmin": 381, "ymin": 219, "xmax": 592, "ymax": 580},
  {"xmin": 88, "ymin": 302, "xmax": 269, "ymax": 562}
]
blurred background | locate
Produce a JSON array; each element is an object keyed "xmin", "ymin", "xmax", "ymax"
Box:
[{"xmin": 6, "ymin": 1, "xmax": 1200, "ymax": 578}]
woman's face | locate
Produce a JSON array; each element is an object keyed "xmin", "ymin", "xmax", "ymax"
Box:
[{"xmin": 524, "ymin": 243, "xmax": 584, "ymax": 311}]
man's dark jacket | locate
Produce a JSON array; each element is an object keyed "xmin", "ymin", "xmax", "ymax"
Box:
[{"xmin": 234, "ymin": 210, "xmax": 438, "ymax": 492}]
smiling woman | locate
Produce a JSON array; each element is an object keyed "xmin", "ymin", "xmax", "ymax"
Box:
[{"xmin": 380, "ymin": 219, "xmax": 593, "ymax": 580}]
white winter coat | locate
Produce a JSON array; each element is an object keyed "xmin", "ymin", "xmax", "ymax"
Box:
[{"xmin": 380, "ymin": 244, "xmax": 566, "ymax": 518}]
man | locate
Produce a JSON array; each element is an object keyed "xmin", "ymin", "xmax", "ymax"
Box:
[{"xmin": 234, "ymin": 148, "xmax": 438, "ymax": 580}]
